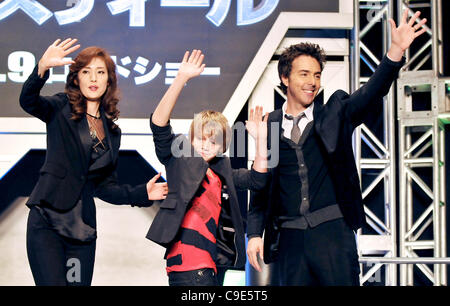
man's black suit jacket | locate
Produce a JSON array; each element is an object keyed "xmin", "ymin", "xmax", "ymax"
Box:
[
  {"xmin": 19, "ymin": 66, "xmax": 151, "ymax": 212},
  {"xmin": 247, "ymin": 55, "xmax": 404, "ymax": 263}
]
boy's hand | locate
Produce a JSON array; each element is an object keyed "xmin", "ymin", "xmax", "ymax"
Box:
[
  {"xmin": 246, "ymin": 106, "xmax": 268, "ymax": 140},
  {"xmin": 152, "ymin": 50, "xmax": 205, "ymax": 127},
  {"xmin": 387, "ymin": 9, "xmax": 427, "ymax": 61},
  {"xmin": 177, "ymin": 49, "xmax": 206, "ymax": 82}
]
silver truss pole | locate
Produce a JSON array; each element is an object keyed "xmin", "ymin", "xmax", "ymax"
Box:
[
  {"xmin": 438, "ymin": 118, "xmax": 447, "ymax": 285},
  {"xmin": 386, "ymin": 0, "xmax": 397, "ymax": 285},
  {"xmin": 433, "ymin": 118, "xmax": 441, "ymax": 285},
  {"xmin": 398, "ymin": 120, "xmax": 408, "ymax": 285},
  {"xmin": 353, "ymin": 0, "xmax": 363, "ymax": 285},
  {"xmin": 355, "ymin": 0, "xmax": 397, "ymax": 286},
  {"xmin": 397, "ymin": 0, "xmax": 447, "ymax": 286},
  {"xmin": 431, "ymin": 0, "xmax": 442, "ymax": 75},
  {"xmin": 360, "ymin": 257, "xmax": 450, "ymax": 264}
]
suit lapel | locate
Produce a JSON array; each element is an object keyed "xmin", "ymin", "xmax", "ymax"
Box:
[
  {"xmin": 268, "ymin": 109, "xmax": 282, "ymax": 175},
  {"xmin": 101, "ymin": 113, "xmax": 113, "ymax": 149},
  {"xmin": 101, "ymin": 111, "xmax": 117, "ymax": 162},
  {"xmin": 78, "ymin": 115, "xmax": 93, "ymax": 168},
  {"xmin": 61, "ymin": 102, "xmax": 90, "ymax": 172},
  {"xmin": 208, "ymin": 156, "xmax": 227, "ymax": 179},
  {"xmin": 313, "ymin": 100, "xmax": 324, "ymax": 133},
  {"xmin": 314, "ymin": 99, "xmax": 339, "ymax": 153},
  {"xmin": 269, "ymin": 109, "xmax": 282, "ymax": 148},
  {"xmin": 61, "ymin": 102, "xmax": 121, "ymax": 173}
]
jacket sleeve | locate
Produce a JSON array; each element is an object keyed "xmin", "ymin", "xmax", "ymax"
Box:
[
  {"xmin": 344, "ymin": 55, "xmax": 405, "ymax": 128},
  {"xmin": 94, "ymin": 170, "xmax": 153, "ymax": 207},
  {"xmin": 19, "ymin": 65, "xmax": 62, "ymax": 123},
  {"xmin": 232, "ymin": 167, "xmax": 269, "ymax": 191},
  {"xmin": 150, "ymin": 113, "xmax": 176, "ymax": 166},
  {"xmin": 246, "ymin": 188, "xmax": 270, "ymax": 237}
]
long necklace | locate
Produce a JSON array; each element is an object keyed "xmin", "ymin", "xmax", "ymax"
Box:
[{"xmin": 86, "ymin": 112, "xmax": 106, "ymax": 152}]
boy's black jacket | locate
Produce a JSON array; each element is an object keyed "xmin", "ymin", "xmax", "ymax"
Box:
[{"xmin": 146, "ymin": 115, "xmax": 268, "ymax": 269}]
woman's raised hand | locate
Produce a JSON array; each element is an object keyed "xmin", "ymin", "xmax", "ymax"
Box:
[{"xmin": 38, "ymin": 38, "xmax": 81, "ymax": 77}]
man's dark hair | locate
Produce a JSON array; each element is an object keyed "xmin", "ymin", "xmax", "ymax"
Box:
[{"xmin": 278, "ymin": 42, "xmax": 326, "ymax": 94}]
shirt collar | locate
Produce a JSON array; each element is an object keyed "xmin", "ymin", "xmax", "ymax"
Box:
[{"xmin": 282, "ymin": 101, "xmax": 314, "ymax": 121}]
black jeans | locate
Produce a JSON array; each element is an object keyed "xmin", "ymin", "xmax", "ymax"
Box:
[
  {"xmin": 26, "ymin": 207, "xmax": 96, "ymax": 286},
  {"xmin": 168, "ymin": 268, "xmax": 218, "ymax": 286}
]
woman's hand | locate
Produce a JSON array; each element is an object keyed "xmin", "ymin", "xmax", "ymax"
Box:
[
  {"xmin": 146, "ymin": 173, "xmax": 168, "ymax": 201},
  {"xmin": 38, "ymin": 38, "xmax": 80, "ymax": 77}
]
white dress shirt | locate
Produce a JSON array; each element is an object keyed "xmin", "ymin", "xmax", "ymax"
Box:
[{"xmin": 281, "ymin": 102, "xmax": 314, "ymax": 140}]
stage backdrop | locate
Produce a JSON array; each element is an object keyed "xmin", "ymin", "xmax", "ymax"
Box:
[{"xmin": 0, "ymin": 0, "xmax": 338, "ymax": 119}]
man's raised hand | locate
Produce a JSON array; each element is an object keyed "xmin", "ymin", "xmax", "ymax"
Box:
[{"xmin": 387, "ymin": 9, "xmax": 427, "ymax": 61}]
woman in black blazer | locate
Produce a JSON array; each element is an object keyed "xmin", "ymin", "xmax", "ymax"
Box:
[{"xmin": 20, "ymin": 38, "xmax": 168, "ymax": 286}]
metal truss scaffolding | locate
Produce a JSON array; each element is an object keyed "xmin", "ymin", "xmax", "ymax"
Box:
[
  {"xmin": 353, "ymin": 0, "xmax": 398, "ymax": 286},
  {"xmin": 355, "ymin": 0, "xmax": 448, "ymax": 286},
  {"xmin": 396, "ymin": 0, "xmax": 448, "ymax": 286}
]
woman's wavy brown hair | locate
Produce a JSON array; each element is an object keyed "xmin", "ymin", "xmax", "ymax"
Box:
[{"xmin": 65, "ymin": 46, "xmax": 120, "ymax": 129}]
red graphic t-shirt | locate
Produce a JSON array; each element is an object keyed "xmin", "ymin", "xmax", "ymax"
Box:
[{"xmin": 166, "ymin": 168, "xmax": 222, "ymax": 274}]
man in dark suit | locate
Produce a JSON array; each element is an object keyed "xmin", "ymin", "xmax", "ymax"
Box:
[{"xmin": 246, "ymin": 9, "xmax": 427, "ymax": 285}]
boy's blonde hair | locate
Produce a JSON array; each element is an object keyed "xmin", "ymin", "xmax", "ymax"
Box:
[{"xmin": 189, "ymin": 110, "xmax": 232, "ymax": 153}]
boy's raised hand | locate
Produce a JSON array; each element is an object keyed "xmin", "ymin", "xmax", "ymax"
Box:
[
  {"xmin": 152, "ymin": 50, "xmax": 205, "ymax": 127},
  {"xmin": 177, "ymin": 50, "xmax": 206, "ymax": 82},
  {"xmin": 246, "ymin": 106, "xmax": 268, "ymax": 140}
]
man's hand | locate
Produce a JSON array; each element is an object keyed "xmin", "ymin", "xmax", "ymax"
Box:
[
  {"xmin": 146, "ymin": 173, "xmax": 168, "ymax": 200},
  {"xmin": 177, "ymin": 49, "xmax": 205, "ymax": 82},
  {"xmin": 387, "ymin": 9, "xmax": 427, "ymax": 61},
  {"xmin": 38, "ymin": 38, "xmax": 80, "ymax": 77},
  {"xmin": 247, "ymin": 236, "xmax": 264, "ymax": 272}
]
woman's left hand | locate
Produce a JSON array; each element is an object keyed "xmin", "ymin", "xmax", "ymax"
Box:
[
  {"xmin": 146, "ymin": 173, "xmax": 168, "ymax": 200},
  {"xmin": 38, "ymin": 38, "xmax": 80, "ymax": 77}
]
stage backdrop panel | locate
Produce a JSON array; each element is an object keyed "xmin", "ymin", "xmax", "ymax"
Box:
[{"xmin": 0, "ymin": 0, "xmax": 338, "ymax": 119}]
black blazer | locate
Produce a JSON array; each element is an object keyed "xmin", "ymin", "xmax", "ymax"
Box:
[
  {"xmin": 146, "ymin": 116, "xmax": 268, "ymax": 269},
  {"xmin": 247, "ymin": 55, "xmax": 404, "ymax": 263},
  {"xmin": 19, "ymin": 66, "xmax": 151, "ymax": 212}
]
